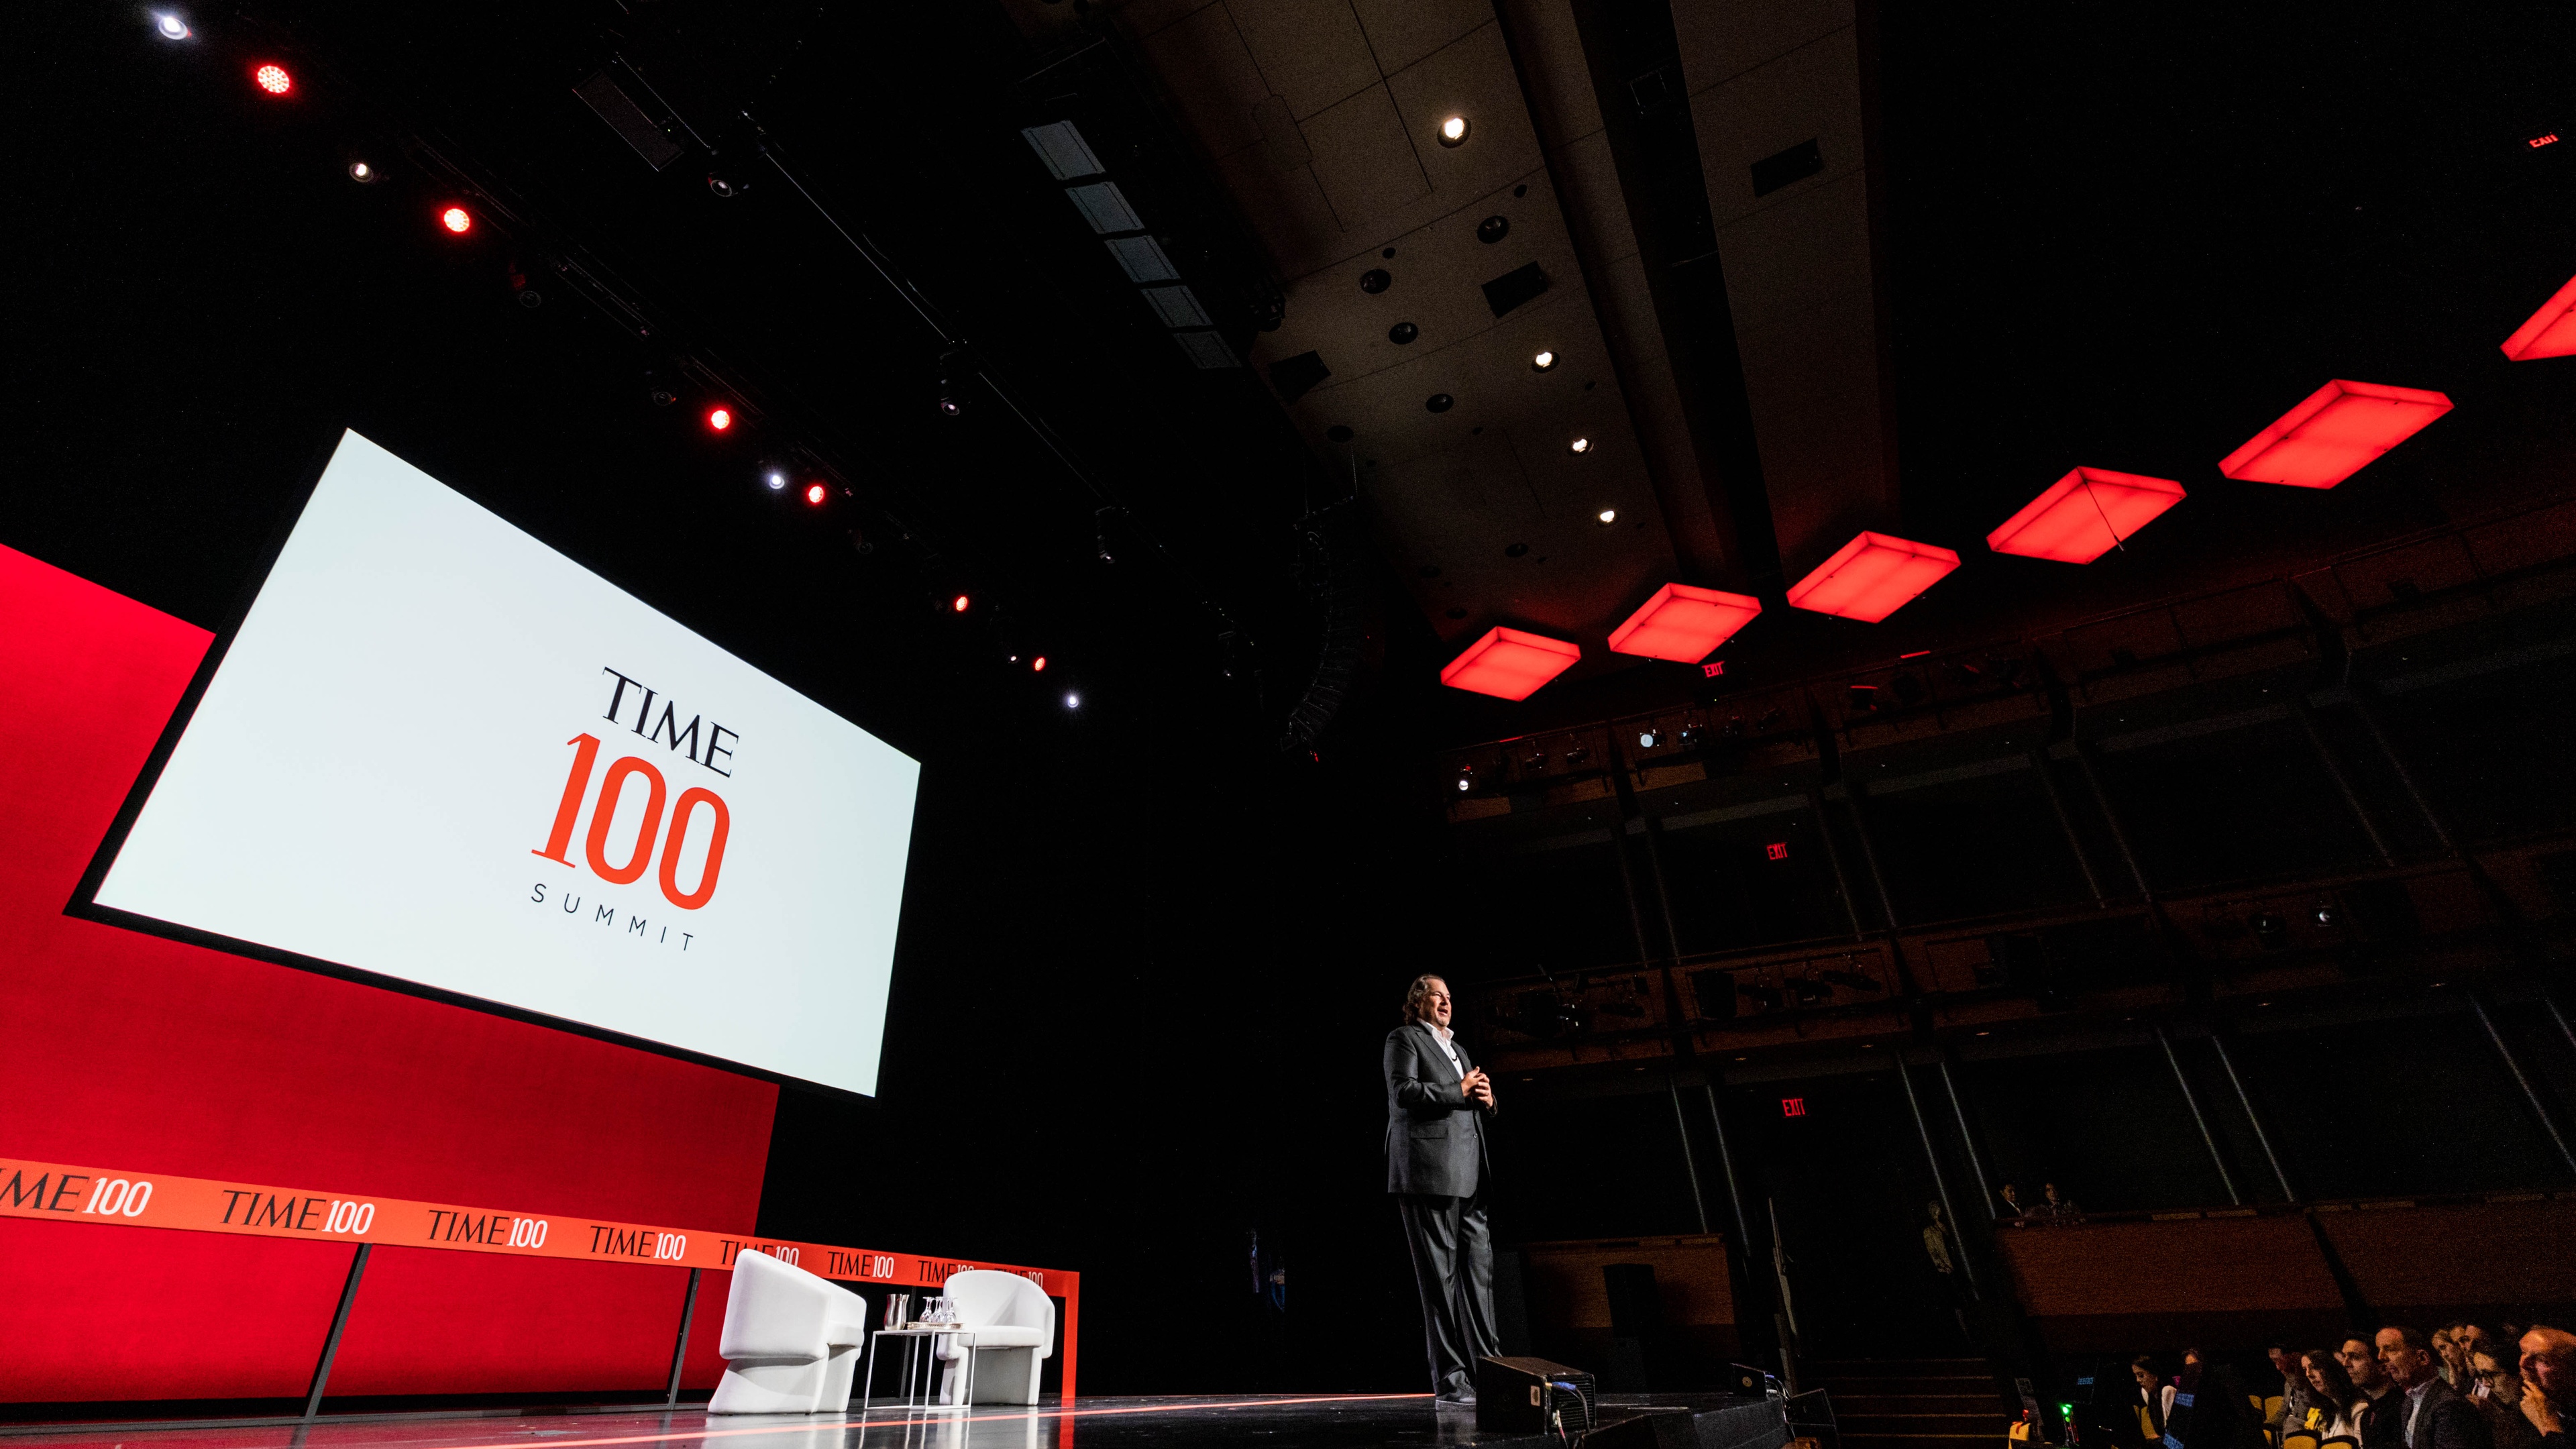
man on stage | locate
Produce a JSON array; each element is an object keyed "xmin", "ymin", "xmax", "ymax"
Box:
[{"xmin": 1384, "ymin": 973, "xmax": 1499, "ymax": 1405}]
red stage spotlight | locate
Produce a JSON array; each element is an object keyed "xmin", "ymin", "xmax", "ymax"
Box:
[
  {"xmin": 1986, "ymin": 468, "xmax": 2186, "ymax": 564},
  {"xmin": 1439, "ymin": 627, "xmax": 1580, "ymax": 700},
  {"xmin": 252, "ymin": 62, "xmax": 292, "ymax": 96},
  {"xmin": 2218, "ymin": 379, "xmax": 2452, "ymax": 488},
  {"xmin": 1786, "ymin": 532, "xmax": 1961, "ymax": 623},
  {"xmin": 804, "ymin": 483, "xmax": 827, "ymax": 506},
  {"xmin": 1032, "ymin": 655, "xmax": 1048, "ymax": 672},
  {"xmin": 950, "ymin": 594, "xmax": 971, "ymax": 613},
  {"xmin": 2502, "ymin": 274, "xmax": 2576, "ymax": 361},
  {"xmin": 1607, "ymin": 582, "xmax": 1762, "ymax": 662},
  {"xmin": 438, "ymin": 206, "xmax": 472, "ymax": 235},
  {"xmin": 705, "ymin": 407, "xmax": 733, "ymax": 432}
]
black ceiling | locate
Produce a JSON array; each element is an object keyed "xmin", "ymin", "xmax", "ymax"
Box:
[{"xmin": 9, "ymin": 0, "xmax": 2576, "ymax": 757}]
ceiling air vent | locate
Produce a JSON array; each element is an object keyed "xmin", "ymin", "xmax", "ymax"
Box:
[{"xmin": 1481, "ymin": 262, "xmax": 1549, "ymax": 319}]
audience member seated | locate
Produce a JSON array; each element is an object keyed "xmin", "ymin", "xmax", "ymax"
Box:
[
  {"xmin": 2134, "ymin": 1355, "xmax": 2178, "ymax": 1447},
  {"xmin": 2038, "ymin": 1181, "xmax": 2084, "ymax": 1224},
  {"xmin": 2303, "ymin": 1349, "xmax": 2369, "ymax": 1440},
  {"xmin": 2470, "ymin": 1344, "xmax": 2541, "ymax": 1449},
  {"xmin": 1998, "ymin": 1182, "xmax": 2029, "ymax": 1221},
  {"xmin": 2342, "ymin": 1336, "xmax": 2405, "ymax": 1449},
  {"xmin": 2275, "ymin": 1343, "xmax": 2322, "ymax": 1441},
  {"xmin": 2520, "ymin": 1328, "xmax": 2571, "ymax": 1448},
  {"xmin": 2377, "ymin": 1326, "xmax": 2493, "ymax": 1449}
]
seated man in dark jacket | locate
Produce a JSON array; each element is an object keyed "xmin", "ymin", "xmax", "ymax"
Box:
[{"xmin": 2378, "ymin": 1326, "xmax": 2494, "ymax": 1449}]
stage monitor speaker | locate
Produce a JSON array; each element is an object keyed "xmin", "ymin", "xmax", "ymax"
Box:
[{"xmin": 1477, "ymin": 1356, "xmax": 1596, "ymax": 1436}]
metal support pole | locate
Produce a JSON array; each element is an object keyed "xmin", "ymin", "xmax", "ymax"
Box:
[
  {"xmin": 2072, "ymin": 743, "xmax": 2155, "ymax": 900},
  {"xmin": 2208, "ymin": 1032, "xmax": 2298, "ymax": 1202},
  {"xmin": 1702, "ymin": 1084, "xmax": 1758, "ymax": 1256},
  {"xmin": 2289, "ymin": 694, "xmax": 2395, "ymax": 865},
  {"xmin": 2344, "ymin": 685, "xmax": 2455, "ymax": 853},
  {"xmin": 1807, "ymin": 790, "xmax": 1870, "ymax": 941},
  {"xmin": 2470, "ymin": 992, "xmax": 2576, "ymax": 1179},
  {"xmin": 1609, "ymin": 822, "xmax": 1659, "ymax": 967},
  {"xmin": 1898, "ymin": 1061, "xmax": 1978, "ymax": 1299},
  {"xmin": 1669, "ymin": 1076, "xmax": 1711, "ymax": 1234},
  {"xmin": 1842, "ymin": 781, "xmax": 1907, "ymax": 932},
  {"xmin": 2155, "ymin": 1028, "xmax": 2240, "ymax": 1205},
  {"xmin": 666, "ymin": 1267, "xmax": 703, "ymax": 1405},
  {"xmin": 2550, "ymin": 992, "xmax": 2576, "ymax": 1059},
  {"xmin": 1937, "ymin": 1055, "xmax": 1998, "ymax": 1219},
  {"xmin": 1640, "ymin": 816, "xmax": 1687, "ymax": 960},
  {"xmin": 304, "ymin": 1242, "xmax": 372, "ymax": 1419},
  {"xmin": 2031, "ymin": 748, "xmax": 2107, "ymax": 906}
]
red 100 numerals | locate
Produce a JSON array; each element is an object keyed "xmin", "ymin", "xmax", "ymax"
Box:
[{"xmin": 532, "ymin": 734, "xmax": 731, "ymax": 910}]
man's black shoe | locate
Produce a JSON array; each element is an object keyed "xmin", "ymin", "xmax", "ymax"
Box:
[{"xmin": 1436, "ymin": 1387, "xmax": 1477, "ymax": 1407}]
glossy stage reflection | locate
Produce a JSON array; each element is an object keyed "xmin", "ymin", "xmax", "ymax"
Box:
[{"xmin": 0, "ymin": 1395, "xmax": 1772, "ymax": 1449}]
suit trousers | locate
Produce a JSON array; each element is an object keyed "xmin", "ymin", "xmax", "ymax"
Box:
[{"xmin": 1396, "ymin": 1185, "xmax": 1499, "ymax": 1394}]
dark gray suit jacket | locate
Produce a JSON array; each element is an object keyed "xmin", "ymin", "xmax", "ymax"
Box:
[{"xmin": 1383, "ymin": 1021, "xmax": 1493, "ymax": 1197}]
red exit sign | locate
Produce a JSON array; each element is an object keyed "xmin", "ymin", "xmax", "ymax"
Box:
[
  {"xmin": 1766, "ymin": 841, "xmax": 1789, "ymax": 861},
  {"xmin": 1781, "ymin": 1097, "xmax": 1807, "ymax": 1118}
]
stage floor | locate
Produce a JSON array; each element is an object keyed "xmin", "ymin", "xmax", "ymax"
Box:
[{"xmin": 0, "ymin": 1394, "xmax": 1775, "ymax": 1449}]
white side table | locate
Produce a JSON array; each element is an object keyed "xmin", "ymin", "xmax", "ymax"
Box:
[{"xmin": 860, "ymin": 1326, "xmax": 978, "ymax": 1415}]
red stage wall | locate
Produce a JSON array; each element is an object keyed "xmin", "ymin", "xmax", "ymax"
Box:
[{"xmin": 0, "ymin": 543, "xmax": 779, "ymax": 1403}]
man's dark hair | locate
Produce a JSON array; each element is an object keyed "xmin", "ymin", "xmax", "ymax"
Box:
[{"xmin": 1401, "ymin": 974, "xmax": 1448, "ymax": 1026}]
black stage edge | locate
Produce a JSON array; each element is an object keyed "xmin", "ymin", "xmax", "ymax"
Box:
[{"xmin": 0, "ymin": 1393, "xmax": 1790, "ymax": 1449}]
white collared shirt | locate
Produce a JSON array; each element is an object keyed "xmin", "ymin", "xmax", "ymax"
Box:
[
  {"xmin": 1428, "ymin": 1022, "xmax": 1464, "ymax": 1079},
  {"xmin": 2404, "ymin": 1379, "xmax": 2434, "ymax": 1447}
]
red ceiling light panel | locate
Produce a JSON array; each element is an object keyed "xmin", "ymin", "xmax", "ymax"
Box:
[
  {"xmin": 1608, "ymin": 583, "xmax": 1762, "ymax": 662},
  {"xmin": 1786, "ymin": 532, "xmax": 1961, "ymax": 622},
  {"xmin": 2501, "ymin": 274, "xmax": 2576, "ymax": 361},
  {"xmin": 1986, "ymin": 468, "xmax": 2186, "ymax": 564},
  {"xmin": 2217, "ymin": 379, "xmax": 2453, "ymax": 488},
  {"xmin": 1440, "ymin": 627, "xmax": 1580, "ymax": 700}
]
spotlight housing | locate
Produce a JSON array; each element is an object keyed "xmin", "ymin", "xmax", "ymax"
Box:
[
  {"xmin": 951, "ymin": 594, "xmax": 971, "ymax": 613},
  {"xmin": 804, "ymin": 483, "xmax": 827, "ymax": 506},
  {"xmin": 1533, "ymin": 350, "xmax": 1556, "ymax": 372},
  {"xmin": 1597, "ymin": 508, "xmax": 1617, "ymax": 525},
  {"xmin": 1063, "ymin": 691, "xmax": 1082, "ymax": 710},
  {"xmin": 154, "ymin": 13, "xmax": 191, "ymax": 39},
  {"xmin": 765, "ymin": 471, "xmax": 788, "ymax": 491},
  {"xmin": 1032, "ymin": 656, "xmax": 1048, "ymax": 672},
  {"xmin": 439, "ymin": 206, "xmax": 472, "ymax": 235},
  {"xmin": 252, "ymin": 62, "xmax": 292, "ymax": 96},
  {"xmin": 1438, "ymin": 115, "xmax": 1470, "ymax": 147},
  {"xmin": 1568, "ymin": 437, "xmax": 1593, "ymax": 455},
  {"xmin": 347, "ymin": 160, "xmax": 376, "ymax": 183},
  {"xmin": 705, "ymin": 406, "xmax": 733, "ymax": 432}
]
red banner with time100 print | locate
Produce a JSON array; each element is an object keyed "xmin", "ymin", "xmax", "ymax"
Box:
[{"xmin": 0, "ymin": 1154, "xmax": 1078, "ymax": 1299}]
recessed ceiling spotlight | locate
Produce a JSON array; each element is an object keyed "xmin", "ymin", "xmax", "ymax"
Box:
[
  {"xmin": 1438, "ymin": 115, "xmax": 1470, "ymax": 147},
  {"xmin": 154, "ymin": 13, "xmax": 191, "ymax": 40},
  {"xmin": 804, "ymin": 483, "xmax": 827, "ymax": 506},
  {"xmin": 705, "ymin": 406, "xmax": 733, "ymax": 431},
  {"xmin": 1597, "ymin": 508, "xmax": 1617, "ymax": 525},
  {"xmin": 951, "ymin": 594, "xmax": 971, "ymax": 613},
  {"xmin": 1532, "ymin": 350, "xmax": 1556, "ymax": 372},
  {"xmin": 1063, "ymin": 691, "xmax": 1082, "ymax": 710},
  {"xmin": 252, "ymin": 62, "xmax": 292, "ymax": 96},
  {"xmin": 439, "ymin": 205, "xmax": 473, "ymax": 235},
  {"xmin": 1568, "ymin": 436, "xmax": 1593, "ymax": 454},
  {"xmin": 347, "ymin": 160, "xmax": 376, "ymax": 183},
  {"xmin": 765, "ymin": 471, "xmax": 787, "ymax": 491},
  {"xmin": 1032, "ymin": 656, "xmax": 1049, "ymax": 672}
]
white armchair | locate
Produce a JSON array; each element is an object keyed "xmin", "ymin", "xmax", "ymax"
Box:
[
  {"xmin": 708, "ymin": 1249, "xmax": 870, "ymax": 1414},
  {"xmin": 934, "ymin": 1270, "xmax": 1056, "ymax": 1405}
]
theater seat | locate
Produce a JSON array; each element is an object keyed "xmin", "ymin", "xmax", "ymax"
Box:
[
  {"xmin": 709, "ymin": 1250, "xmax": 871, "ymax": 1414},
  {"xmin": 934, "ymin": 1269, "xmax": 1056, "ymax": 1406},
  {"xmin": 2282, "ymin": 1429, "xmax": 2321, "ymax": 1449}
]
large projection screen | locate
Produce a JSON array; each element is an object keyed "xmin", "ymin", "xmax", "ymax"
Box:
[{"xmin": 86, "ymin": 429, "xmax": 919, "ymax": 1097}]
